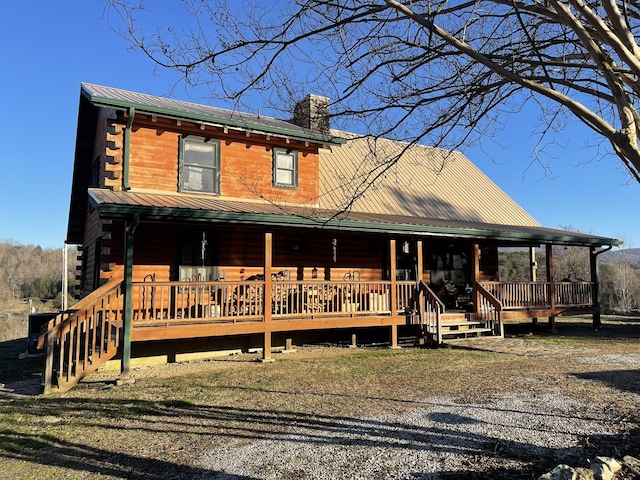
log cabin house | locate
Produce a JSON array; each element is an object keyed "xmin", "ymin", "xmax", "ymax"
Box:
[{"xmin": 40, "ymin": 83, "xmax": 621, "ymax": 393}]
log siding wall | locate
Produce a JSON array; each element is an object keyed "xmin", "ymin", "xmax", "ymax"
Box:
[{"xmin": 128, "ymin": 118, "xmax": 320, "ymax": 204}]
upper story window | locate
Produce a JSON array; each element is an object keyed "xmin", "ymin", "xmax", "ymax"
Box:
[
  {"xmin": 273, "ymin": 147, "xmax": 298, "ymax": 188},
  {"xmin": 179, "ymin": 136, "xmax": 220, "ymax": 194}
]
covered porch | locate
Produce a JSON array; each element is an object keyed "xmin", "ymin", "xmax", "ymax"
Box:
[{"xmin": 39, "ymin": 190, "xmax": 620, "ymax": 392}]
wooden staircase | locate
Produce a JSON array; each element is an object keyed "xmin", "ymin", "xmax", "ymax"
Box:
[
  {"xmin": 38, "ymin": 280, "xmax": 124, "ymax": 393},
  {"xmin": 439, "ymin": 312, "xmax": 495, "ymax": 340},
  {"xmin": 410, "ymin": 280, "xmax": 504, "ymax": 346}
]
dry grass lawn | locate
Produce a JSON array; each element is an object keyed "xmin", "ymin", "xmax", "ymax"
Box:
[{"xmin": 1, "ymin": 315, "xmax": 640, "ymax": 479}]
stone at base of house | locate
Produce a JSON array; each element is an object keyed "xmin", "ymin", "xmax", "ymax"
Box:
[
  {"xmin": 175, "ymin": 349, "xmax": 243, "ymax": 362},
  {"xmin": 99, "ymin": 348, "xmax": 245, "ymax": 371},
  {"xmin": 101, "ymin": 355, "xmax": 169, "ymax": 371}
]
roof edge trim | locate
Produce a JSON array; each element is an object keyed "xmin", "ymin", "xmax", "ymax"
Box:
[{"xmin": 89, "ymin": 198, "xmax": 622, "ymax": 248}]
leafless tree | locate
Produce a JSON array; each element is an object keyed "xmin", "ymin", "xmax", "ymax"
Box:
[
  {"xmin": 609, "ymin": 246, "xmax": 639, "ymax": 311},
  {"xmin": 106, "ymin": 0, "xmax": 640, "ymax": 181}
]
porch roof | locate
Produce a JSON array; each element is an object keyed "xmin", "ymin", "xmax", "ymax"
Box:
[{"xmin": 88, "ymin": 188, "xmax": 621, "ymax": 247}]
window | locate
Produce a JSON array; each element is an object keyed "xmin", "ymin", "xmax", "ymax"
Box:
[
  {"xmin": 179, "ymin": 136, "xmax": 220, "ymax": 194},
  {"xmin": 273, "ymin": 148, "xmax": 298, "ymax": 188}
]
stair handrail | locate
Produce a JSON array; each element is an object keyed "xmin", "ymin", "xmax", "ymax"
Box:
[
  {"xmin": 413, "ymin": 280, "xmax": 445, "ymax": 344},
  {"xmin": 40, "ymin": 278, "xmax": 124, "ymax": 393},
  {"xmin": 475, "ymin": 282, "xmax": 504, "ymax": 337},
  {"xmin": 415, "ymin": 280, "xmax": 445, "ymax": 310},
  {"xmin": 37, "ymin": 274, "xmax": 124, "ymax": 348}
]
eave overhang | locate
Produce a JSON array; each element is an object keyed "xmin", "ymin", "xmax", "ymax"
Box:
[
  {"xmin": 88, "ymin": 189, "xmax": 622, "ymax": 248},
  {"xmin": 80, "ymin": 83, "xmax": 346, "ymax": 147}
]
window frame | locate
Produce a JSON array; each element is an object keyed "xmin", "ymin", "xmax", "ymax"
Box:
[
  {"xmin": 272, "ymin": 147, "xmax": 298, "ymax": 188},
  {"xmin": 179, "ymin": 135, "xmax": 221, "ymax": 195}
]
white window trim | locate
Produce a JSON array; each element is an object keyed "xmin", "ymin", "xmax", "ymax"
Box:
[
  {"xmin": 179, "ymin": 136, "xmax": 221, "ymax": 195},
  {"xmin": 273, "ymin": 147, "xmax": 298, "ymax": 188}
]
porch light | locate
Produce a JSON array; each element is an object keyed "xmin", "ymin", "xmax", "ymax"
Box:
[
  {"xmin": 401, "ymin": 240, "xmax": 410, "ymax": 254},
  {"xmin": 312, "ymin": 267, "xmax": 318, "ymax": 279}
]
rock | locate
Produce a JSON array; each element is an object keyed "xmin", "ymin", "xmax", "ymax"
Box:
[
  {"xmin": 589, "ymin": 463, "xmax": 613, "ymax": 480},
  {"xmin": 622, "ymin": 455, "xmax": 640, "ymax": 476},
  {"xmin": 540, "ymin": 456, "xmax": 626, "ymax": 480},
  {"xmin": 594, "ymin": 457, "xmax": 622, "ymax": 475},
  {"xmin": 574, "ymin": 467, "xmax": 595, "ymax": 480},
  {"xmin": 538, "ymin": 464, "xmax": 578, "ymax": 480}
]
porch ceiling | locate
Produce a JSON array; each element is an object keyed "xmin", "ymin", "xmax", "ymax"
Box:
[{"xmin": 88, "ymin": 188, "xmax": 621, "ymax": 247}]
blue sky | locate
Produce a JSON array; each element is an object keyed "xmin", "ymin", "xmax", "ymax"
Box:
[{"xmin": 1, "ymin": 1, "xmax": 638, "ymax": 249}]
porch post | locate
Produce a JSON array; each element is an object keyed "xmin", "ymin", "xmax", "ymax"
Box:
[
  {"xmin": 590, "ymin": 247, "xmax": 602, "ymax": 329},
  {"xmin": 262, "ymin": 231, "xmax": 273, "ymax": 362},
  {"xmin": 416, "ymin": 239, "xmax": 423, "ymax": 283},
  {"xmin": 471, "ymin": 243, "xmax": 480, "ymax": 314},
  {"xmin": 118, "ymin": 215, "xmax": 137, "ymax": 383},
  {"xmin": 530, "ymin": 246, "xmax": 538, "ymax": 325},
  {"xmin": 529, "ymin": 247, "xmax": 537, "ymax": 282},
  {"xmin": 390, "ymin": 239, "xmax": 397, "ymax": 317},
  {"xmin": 546, "ymin": 244, "xmax": 556, "ymax": 333}
]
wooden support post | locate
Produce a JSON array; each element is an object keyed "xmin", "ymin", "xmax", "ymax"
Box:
[
  {"xmin": 390, "ymin": 239, "xmax": 397, "ymax": 316},
  {"xmin": 471, "ymin": 243, "xmax": 480, "ymax": 314},
  {"xmin": 262, "ymin": 231, "xmax": 274, "ymax": 362},
  {"xmin": 390, "ymin": 325, "xmax": 399, "ymax": 349},
  {"xmin": 118, "ymin": 215, "xmax": 137, "ymax": 384},
  {"xmin": 530, "ymin": 246, "xmax": 538, "ymax": 325},
  {"xmin": 546, "ymin": 244, "xmax": 556, "ymax": 333},
  {"xmin": 590, "ymin": 247, "xmax": 602, "ymax": 330},
  {"xmin": 350, "ymin": 331, "xmax": 357, "ymax": 348},
  {"xmin": 416, "ymin": 239, "xmax": 423, "ymax": 282}
]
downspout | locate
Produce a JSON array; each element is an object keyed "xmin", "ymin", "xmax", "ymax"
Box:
[
  {"xmin": 591, "ymin": 244, "xmax": 613, "ymax": 330},
  {"xmin": 122, "ymin": 107, "xmax": 135, "ymax": 191}
]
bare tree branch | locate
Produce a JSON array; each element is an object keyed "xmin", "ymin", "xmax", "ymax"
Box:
[{"xmin": 105, "ymin": 0, "xmax": 640, "ymax": 182}]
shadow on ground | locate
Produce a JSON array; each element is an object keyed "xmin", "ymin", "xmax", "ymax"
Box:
[{"xmin": 1, "ymin": 395, "xmax": 638, "ymax": 479}]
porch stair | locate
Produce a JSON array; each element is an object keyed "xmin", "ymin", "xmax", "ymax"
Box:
[
  {"xmin": 409, "ymin": 280, "xmax": 502, "ymax": 346},
  {"xmin": 439, "ymin": 312, "xmax": 495, "ymax": 340},
  {"xmin": 38, "ymin": 279, "xmax": 124, "ymax": 394}
]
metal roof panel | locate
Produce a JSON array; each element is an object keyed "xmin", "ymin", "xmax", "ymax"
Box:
[{"xmin": 88, "ymin": 188, "xmax": 620, "ymax": 246}]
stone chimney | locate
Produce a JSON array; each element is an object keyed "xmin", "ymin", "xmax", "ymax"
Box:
[{"xmin": 293, "ymin": 94, "xmax": 330, "ymax": 134}]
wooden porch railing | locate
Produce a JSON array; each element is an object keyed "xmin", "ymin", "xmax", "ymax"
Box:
[
  {"xmin": 131, "ymin": 280, "xmax": 265, "ymax": 325},
  {"xmin": 478, "ymin": 281, "xmax": 594, "ymax": 310},
  {"xmin": 475, "ymin": 282, "xmax": 504, "ymax": 337},
  {"xmin": 131, "ymin": 280, "xmax": 397, "ymax": 324},
  {"xmin": 40, "ymin": 280, "xmax": 124, "ymax": 393},
  {"xmin": 554, "ymin": 282, "xmax": 594, "ymax": 307},
  {"xmin": 271, "ymin": 281, "xmax": 393, "ymax": 317}
]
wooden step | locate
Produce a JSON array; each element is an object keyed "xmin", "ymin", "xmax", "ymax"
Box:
[
  {"xmin": 441, "ymin": 313, "xmax": 468, "ymax": 321},
  {"xmin": 441, "ymin": 320, "xmax": 485, "ymax": 329},
  {"xmin": 441, "ymin": 327, "xmax": 494, "ymax": 339}
]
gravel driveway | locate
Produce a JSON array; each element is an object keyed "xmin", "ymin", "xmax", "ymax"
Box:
[{"xmin": 198, "ymin": 342, "xmax": 640, "ymax": 479}]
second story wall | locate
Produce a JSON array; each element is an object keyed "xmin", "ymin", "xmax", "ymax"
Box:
[{"xmin": 126, "ymin": 117, "xmax": 321, "ymax": 205}]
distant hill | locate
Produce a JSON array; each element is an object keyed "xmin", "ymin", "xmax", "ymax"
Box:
[{"xmin": 601, "ymin": 248, "xmax": 640, "ymax": 265}]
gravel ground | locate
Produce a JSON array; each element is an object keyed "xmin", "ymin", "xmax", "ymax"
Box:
[{"xmin": 199, "ymin": 351, "xmax": 640, "ymax": 480}]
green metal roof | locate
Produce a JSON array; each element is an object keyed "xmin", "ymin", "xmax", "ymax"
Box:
[
  {"xmin": 88, "ymin": 188, "xmax": 622, "ymax": 247},
  {"xmin": 81, "ymin": 83, "xmax": 346, "ymax": 146}
]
